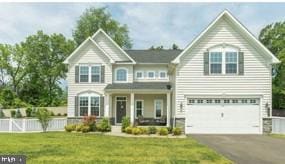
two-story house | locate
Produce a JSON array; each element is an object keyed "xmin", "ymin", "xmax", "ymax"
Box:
[{"xmin": 63, "ymin": 10, "xmax": 280, "ymax": 134}]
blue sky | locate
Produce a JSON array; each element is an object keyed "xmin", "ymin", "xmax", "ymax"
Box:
[{"xmin": 0, "ymin": 3, "xmax": 284, "ymax": 49}]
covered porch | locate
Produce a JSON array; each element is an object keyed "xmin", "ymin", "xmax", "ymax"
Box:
[{"xmin": 104, "ymin": 82, "xmax": 172, "ymax": 127}]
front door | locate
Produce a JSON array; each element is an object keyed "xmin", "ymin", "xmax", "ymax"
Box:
[{"xmin": 116, "ymin": 97, "xmax": 126, "ymax": 123}]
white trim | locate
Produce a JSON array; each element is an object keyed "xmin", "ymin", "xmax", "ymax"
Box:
[
  {"xmin": 172, "ymin": 10, "xmax": 280, "ymax": 64},
  {"xmin": 147, "ymin": 71, "xmax": 155, "ymax": 79},
  {"xmin": 115, "ymin": 96, "xmax": 127, "ymax": 124},
  {"xmin": 63, "ymin": 37, "xmax": 114, "ymax": 64},
  {"xmin": 135, "ymin": 99, "xmax": 144, "ymax": 118},
  {"xmin": 154, "ymin": 99, "xmax": 163, "ymax": 118},
  {"xmin": 135, "ymin": 71, "xmax": 144, "ymax": 80},
  {"xmin": 114, "ymin": 67, "xmax": 128, "ymax": 83},
  {"xmin": 92, "ymin": 29, "xmax": 136, "ymax": 64}
]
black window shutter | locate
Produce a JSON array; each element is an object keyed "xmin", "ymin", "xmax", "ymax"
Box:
[
  {"xmin": 238, "ymin": 52, "xmax": 244, "ymax": 75},
  {"xmin": 75, "ymin": 66, "xmax": 79, "ymax": 83},
  {"xmin": 101, "ymin": 65, "xmax": 105, "ymax": 83},
  {"xmin": 74, "ymin": 96, "xmax": 78, "ymax": 117},
  {"xmin": 100, "ymin": 96, "xmax": 104, "ymax": 117},
  {"xmin": 204, "ymin": 52, "xmax": 209, "ymax": 75}
]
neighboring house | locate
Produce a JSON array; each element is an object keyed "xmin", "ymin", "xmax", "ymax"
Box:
[{"xmin": 63, "ymin": 10, "xmax": 280, "ymax": 134}]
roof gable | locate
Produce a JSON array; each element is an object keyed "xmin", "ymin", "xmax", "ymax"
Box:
[
  {"xmin": 92, "ymin": 29, "xmax": 136, "ymax": 63},
  {"xmin": 63, "ymin": 37, "xmax": 114, "ymax": 64},
  {"xmin": 172, "ymin": 10, "xmax": 280, "ymax": 64}
]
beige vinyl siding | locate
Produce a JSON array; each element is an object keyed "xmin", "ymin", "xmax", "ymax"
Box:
[
  {"xmin": 133, "ymin": 65, "xmax": 169, "ymax": 82},
  {"xmin": 93, "ymin": 32, "xmax": 130, "ymax": 61},
  {"xmin": 175, "ymin": 17, "xmax": 272, "ymax": 118},
  {"xmin": 112, "ymin": 65, "xmax": 133, "ymax": 83},
  {"xmin": 67, "ymin": 42, "xmax": 112, "ymax": 117}
]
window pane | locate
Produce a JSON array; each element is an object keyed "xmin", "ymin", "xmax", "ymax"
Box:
[
  {"xmin": 136, "ymin": 109, "xmax": 142, "ymax": 117},
  {"xmin": 226, "ymin": 64, "xmax": 237, "ymax": 73},
  {"xmin": 91, "ymin": 97, "xmax": 100, "ymax": 116},
  {"xmin": 80, "ymin": 66, "xmax": 89, "ymax": 82},
  {"xmin": 211, "ymin": 64, "xmax": 222, "ymax": 74},
  {"xmin": 91, "ymin": 66, "xmax": 100, "ymax": 82},
  {"xmin": 136, "ymin": 101, "xmax": 142, "ymax": 108},
  {"xmin": 136, "ymin": 72, "xmax": 143, "ymax": 78},
  {"xmin": 155, "ymin": 101, "xmax": 162, "ymax": 118},
  {"xmin": 226, "ymin": 52, "xmax": 237, "ymax": 63},
  {"xmin": 116, "ymin": 69, "xmax": 127, "ymax": 81},
  {"xmin": 160, "ymin": 72, "xmax": 166, "ymax": 78},
  {"xmin": 148, "ymin": 72, "xmax": 154, "ymax": 78},
  {"xmin": 210, "ymin": 52, "xmax": 222, "ymax": 63},
  {"xmin": 91, "ymin": 107, "xmax": 99, "ymax": 116}
]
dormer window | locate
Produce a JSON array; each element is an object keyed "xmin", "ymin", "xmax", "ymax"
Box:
[{"xmin": 116, "ymin": 68, "xmax": 128, "ymax": 82}]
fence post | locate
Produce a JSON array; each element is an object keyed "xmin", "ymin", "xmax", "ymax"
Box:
[
  {"xmin": 9, "ymin": 118, "xmax": 12, "ymax": 132},
  {"xmin": 22, "ymin": 119, "xmax": 26, "ymax": 132}
]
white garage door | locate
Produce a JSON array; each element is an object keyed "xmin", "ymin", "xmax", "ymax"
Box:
[{"xmin": 185, "ymin": 98, "xmax": 261, "ymax": 134}]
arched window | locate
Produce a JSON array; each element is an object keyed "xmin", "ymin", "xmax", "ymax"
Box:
[
  {"xmin": 78, "ymin": 92, "xmax": 100, "ymax": 117},
  {"xmin": 116, "ymin": 68, "xmax": 127, "ymax": 82}
]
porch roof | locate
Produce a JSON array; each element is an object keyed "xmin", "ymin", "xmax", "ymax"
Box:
[{"xmin": 105, "ymin": 82, "xmax": 172, "ymax": 91}]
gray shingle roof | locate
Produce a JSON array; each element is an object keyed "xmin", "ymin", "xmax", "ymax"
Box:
[
  {"xmin": 105, "ymin": 82, "xmax": 172, "ymax": 90},
  {"xmin": 125, "ymin": 50, "xmax": 182, "ymax": 63}
]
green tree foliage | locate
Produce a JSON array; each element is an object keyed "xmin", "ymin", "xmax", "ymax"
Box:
[
  {"xmin": 20, "ymin": 31, "xmax": 75, "ymax": 106},
  {"xmin": 172, "ymin": 43, "xmax": 179, "ymax": 50},
  {"xmin": 149, "ymin": 45, "xmax": 164, "ymax": 50},
  {"xmin": 73, "ymin": 7, "xmax": 132, "ymax": 49},
  {"xmin": 259, "ymin": 21, "xmax": 285, "ymax": 109},
  {"xmin": 36, "ymin": 108, "xmax": 52, "ymax": 132}
]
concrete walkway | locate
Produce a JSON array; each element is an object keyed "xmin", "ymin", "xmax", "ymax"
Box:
[{"xmin": 191, "ymin": 135, "xmax": 285, "ymax": 164}]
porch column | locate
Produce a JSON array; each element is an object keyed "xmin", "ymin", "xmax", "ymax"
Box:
[
  {"xmin": 130, "ymin": 93, "xmax": 135, "ymax": 125},
  {"xmin": 166, "ymin": 92, "xmax": 171, "ymax": 127},
  {"xmin": 104, "ymin": 93, "xmax": 110, "ymax": 117}
]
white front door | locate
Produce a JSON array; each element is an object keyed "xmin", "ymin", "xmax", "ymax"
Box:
[{"xmin": 185, "ymin": 98, "xmax": 260, "ymax": 134}]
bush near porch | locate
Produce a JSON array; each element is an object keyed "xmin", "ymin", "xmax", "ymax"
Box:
[{"xmin": 0, "ymin": 132, "xmax": 231, "ymax": 163}]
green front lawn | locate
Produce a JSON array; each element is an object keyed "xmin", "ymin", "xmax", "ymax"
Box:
[
  {"xmin": 0, "ymin": 132, "xmax": 231, "ymax": 164},
  {"xmin": 270, "ymin": 134, "xmax": 285, "ymax": 139}
]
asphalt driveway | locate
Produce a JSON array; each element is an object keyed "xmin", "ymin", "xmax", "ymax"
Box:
[{"xmin": 191, "ymin": 135, "xmax": 285, "ymax": 164}]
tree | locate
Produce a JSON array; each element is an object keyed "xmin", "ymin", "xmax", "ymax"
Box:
[
  {"xmin": 172, "ymin": 43, "xmax": 179, "ymax": 50},
  {"xmin": 36, "ymin": 108, "xmax": 51, "ymax": 132},
  {"xmin": 259, "ymin": 21, "xmax": 285, "ymax": 109},
  {"xmin": 73, "ymin": 7, "xmax": 132, "ymax": 49},
  {"xmin": 0, "ymin": 44, "xmax": 27, "ymax": 95},
  {"xmin": 20, "ymin": 31, "xmax": 75, "ymax": 106},
  {"xmin": 149, "ymin": 45, "xmax": 164, "ymax": 50}
]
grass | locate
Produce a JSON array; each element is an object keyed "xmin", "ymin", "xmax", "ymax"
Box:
[
  {"xmin": 0, "ymin": 132, "xmax": 231, "ymax": 164},
  {"xmin": 270, "ymin": 134, "xmax": 285, "ymax": 139}
]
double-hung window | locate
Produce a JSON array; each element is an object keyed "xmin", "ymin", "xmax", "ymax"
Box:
[
  {"xmin": 91, "ymin": 66, "xmax": 101, "ymax": 82},
  {"xmin": 79, "ymin": 97, "xmax": 88, "ymax": 116},
  {"xmin": 91, "ymin": 97, "xmax": 100, "ymax": 116},
  {"xmin": 135, "ymin": 100, "xmax": 143, "ymax": 117},
  {"xmin": 148, "ymin": 71, "xmax": 155, "ymax": 79},
  {"xmin": 136, "ymin": 71, "xmax": 143, "ymax": 79},
  {"xmin": 79, "ymin": 66, "xmax": 89, "ymax": 82},
  {"xmin": 210, "ymin": 52, "xmax": 222, "ymax": 74},
  {"xmin": 226, "ymin": 52, "xmax": 238, "ymax": 74},
  {"xmin": 159, "ymin": 71, "xmax": 167, "ymax": 79},
  {"xmin": 154, "ymin": 100, "xmax": 163, "ymax": 118}
]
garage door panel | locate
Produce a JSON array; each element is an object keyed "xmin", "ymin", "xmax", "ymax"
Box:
[{"xmin": 185, "ymin": 98, "xmax": 261, "ymax": 134}]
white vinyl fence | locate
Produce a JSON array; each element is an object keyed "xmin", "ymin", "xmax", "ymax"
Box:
[
  {"xmin": 0, "ymin": 118, "xmax": 67, "ymax": 132},
  {"xmin": 272, "ymin": 117, "xmax": 285, "ymax": 134}
]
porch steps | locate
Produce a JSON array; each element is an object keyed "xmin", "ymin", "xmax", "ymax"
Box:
[{"xmin": 111, "ymin": 125, "xmax": 122, "ymax": 133}]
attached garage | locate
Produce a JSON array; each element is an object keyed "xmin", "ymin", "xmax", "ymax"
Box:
[{"xmin": 185, "ymin": 98, "xmax": 261, "ymax": 134}]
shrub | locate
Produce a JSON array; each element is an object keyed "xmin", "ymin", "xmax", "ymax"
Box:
[
  {"xmin": 0, "ymin": 109, "xmax": 5, "ymax": 118},
  {"xmin": 50, "ymin": 111, "xmax": 55, "ymax": 116},
  {"xmin": 148, "ymin": 126, "xmax": 157, "ymax": 134},
  {"xmin": 121, "ymin": 117, "xmax": 130, "ymax": 132},
  {"xmin": 36, "ymin": 108, "xmax": 52, "ymax": 132},
  {"xmin": 15, "ymin": 109, "xmax": 22, "ymax": 118},
  {"xmin": 132, "ymin": 127, "xmax": 142, "ymax": 135},
  {"xmin": 173, "ymin": 127, "xmax": 182, "ymax": 136},
  {"xmin": 10, "ymin": 110, "xmax": 16, "ymax": 118},
  {"xmin": 125, "ymin": 126, "xmax": 133, "ymax": 134},
  {"xmin": 167, "ymin": 127, "xmax": 172, "ymax": 133},
  {"xmin": 139, "ymin": 127, "xmax": 148, "ymax": 134},
  {"xmin": 158, "ymin": 128, "xmax": 169, "ymax": 136},
  {"xmin": 64, "ymin": 113, "xmax": 67, "ymax": 116},
  {"xmin": 81, "ymin": 125, "xmax": 90, "ymax": 133},
  {"xmin": 25, "ymin": 107, "xmax": 32, "ymax": 117},
  {"xmin": 31, "ymin": 107, "xmax": 37, "ymax": 117},
  {"xmin": 97, "ymin": 118, "xmax": 111, "ymax": 132},
  {"xmin": 57, "ymin": 113, "xmax": 62, "ymax": 116},
  {"xmin": 82, "ymin": 116, "xmax": 96, "ymax": 131},
  {"xmin": 76, "ymin": 124, "xmax": 83, "ymax": 132},
  {"xmin": 65, "ymin": 124, "xmax": 76, "ymax": 132}
]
